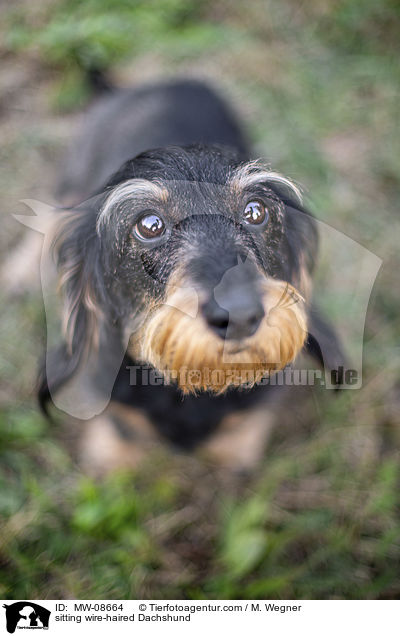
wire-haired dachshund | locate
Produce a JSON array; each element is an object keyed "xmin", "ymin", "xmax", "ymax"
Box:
[{"xmin": 39, "ymin": 79, "xmax": 340, "ymax": 474}]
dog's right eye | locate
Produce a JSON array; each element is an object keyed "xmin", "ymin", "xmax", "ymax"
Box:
[
  {"xmin": 243, "ymin": 200, "xmax": 268, "ymax": 226},
  {"xmin": 134, "ymin": 213, "xmax": 166, "ymax": 240}
]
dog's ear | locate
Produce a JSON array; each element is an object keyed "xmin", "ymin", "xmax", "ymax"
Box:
[
  {"xmin": 305, "ymin": 305, "xmax": 346, "ymax": 385},
  {"xmin": 39, "ymin": 195, "xmax": 129, "ymax": 419},
  {"xmin": 55, "ymin": 206, "xmax": 104, "ymax": 361},
  {"xmin": 38, "ymin": 199, "xmax": 107, "ymax": 417}
]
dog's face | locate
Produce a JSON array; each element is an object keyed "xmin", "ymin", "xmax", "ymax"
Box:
[{"xmin": 55, "ymin": 145, "xmax": 317, "ymax": 394}]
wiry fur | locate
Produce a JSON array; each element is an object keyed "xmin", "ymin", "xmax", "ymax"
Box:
[
  {"xmin": 134, "ymin": 276, "xmax": 307, "ymax": 394},
  {"xmin": 231, "ymin": 160, "xmax": 303, "ymax": 205},
  {"xmin": 38, "ymin": 79, "xmax": 342, "ymax": 460}
]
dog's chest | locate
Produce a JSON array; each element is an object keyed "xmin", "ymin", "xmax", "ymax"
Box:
[{"xmin": 110, "ymin": 359, "xmax": 272, "ymax": 449}]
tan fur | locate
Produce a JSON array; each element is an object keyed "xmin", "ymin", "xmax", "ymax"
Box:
[
  {"xmin": 296, "ymin": 257, "xmax": 312, "ymax": 301},
  {"xmin": 54, "ymin": 212, "xmax": 103, "ymax": 356},
  {"xmin": 130, "ymin": 274, "xmax": 308, "ymax": 394},
  {"xmin": 79, "ymin": 403, "xmax": 276, "ymax": 475},
  {"xmin": 198, "ymin": 408, "xmax": 276, "ymax": 471},
  {"xmin": 79, "ymin": 403, "xmax": 161, "ymax": 475}
]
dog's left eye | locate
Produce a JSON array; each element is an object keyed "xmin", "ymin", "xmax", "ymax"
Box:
[
  {"xmin": 134, "ymin": 213, "xmax": 166, "ymax": 240},
  {"xmin": 243, "ymin": 200, "xmax": 268, "ymax": 225}
]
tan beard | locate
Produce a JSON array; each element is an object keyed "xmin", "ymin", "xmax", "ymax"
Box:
[{"xmin": 130, "ymin": 277, "xmax": 308, "ymax": 394}]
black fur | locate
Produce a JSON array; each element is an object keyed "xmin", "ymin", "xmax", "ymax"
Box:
[
  {"xmin": 40, "ymin": 79, "xmax": 342, "ymax": 448},
  {"xmin": 111, "ymin": 357, "xmax": 279, "ymax": 450},
  {"xmin": 58, "ymin": 79, "xmax": 249, "ymax": 204}
]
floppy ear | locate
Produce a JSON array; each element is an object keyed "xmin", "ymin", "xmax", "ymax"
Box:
[
  {"xmin": 56, "ymin": 206, "xmax": 104, "ymax": 360},
  {"xmin": 305, "ymin": 304, "xmax": 347, "ymax": 386},
  {"xmin": 38, "ymin": 199, "xmax": 115, "ymax": 418}
]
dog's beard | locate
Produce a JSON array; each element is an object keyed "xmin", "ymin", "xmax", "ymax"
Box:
[{"xmin": 130, "ymin": 278, "xmax": 307, "ymax": 394}]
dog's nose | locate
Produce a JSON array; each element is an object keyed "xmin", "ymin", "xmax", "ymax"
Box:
[{"xmin": 203, "ymin": 291, "xmax": 265, "ymax": 340}]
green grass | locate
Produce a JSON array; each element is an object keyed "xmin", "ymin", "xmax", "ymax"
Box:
[
  {"xmin": 0, "ymin": 0, "xmax": 399, "ymax": 599},
  {"xmin": 1, "ymin": 391, "xmax": 400, "ymax": 599}
]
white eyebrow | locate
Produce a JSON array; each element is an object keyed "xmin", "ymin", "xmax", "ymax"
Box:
[
  {"xmin": 231, "ymin": 161, "xmax": 303, "ymax": 204},
  {"xmin": 96, "ymin": 179, "xmax": 167, "ymax": 233}
]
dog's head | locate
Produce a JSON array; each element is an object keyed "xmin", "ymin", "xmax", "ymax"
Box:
[{"xmin": 46, "ymin": 144, "xmax": 318, "ymax": 399}]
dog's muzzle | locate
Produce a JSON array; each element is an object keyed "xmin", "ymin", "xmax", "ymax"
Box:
[{"xmin": 130, "ymin": 257, "xmax": 307, "ymax": 394}]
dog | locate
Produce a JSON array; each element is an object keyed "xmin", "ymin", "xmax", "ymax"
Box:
[{"xmin": 38, "ymin": 78, "xmax": 341, "ymax": 474}]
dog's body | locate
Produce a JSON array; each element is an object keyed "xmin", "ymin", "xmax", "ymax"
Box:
[
  {"xmin": 57, "ymin": 80, "xmax": 249, "ymax": 205},
  {"xmin": 39, "ymin": 79, "xmax": 339, "ymax": 473}
]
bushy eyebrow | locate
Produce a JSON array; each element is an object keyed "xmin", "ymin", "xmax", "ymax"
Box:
[
  {"xmin": 230, "ymin": 161, "xmax": 303, "ymax": 204},
  {"xmin": 96, "ymin": 179, "xmax": 168, "ymax": 233}
]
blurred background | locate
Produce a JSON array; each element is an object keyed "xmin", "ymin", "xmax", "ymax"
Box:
[{"xmin": 0, "ymin": 0, "xmax": 399, "ymax": 599}]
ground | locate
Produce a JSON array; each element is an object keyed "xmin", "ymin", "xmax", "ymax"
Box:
[{"xmin": 0, "ymin": 0, "xmax": 399, "ymax": 599}]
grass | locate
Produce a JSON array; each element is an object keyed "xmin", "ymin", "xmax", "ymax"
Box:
[
  {"xmin": 1, "ymin": 391, "xmax": 400, "ymax": 599},
  {"xmin": 0, "ymin": 0, "xmax": 399, "ymax": 599}
]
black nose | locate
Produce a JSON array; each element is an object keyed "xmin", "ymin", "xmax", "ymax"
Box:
[{"xmin": 202, "ymin": 292, "xmax": 265, "ymax": 340}]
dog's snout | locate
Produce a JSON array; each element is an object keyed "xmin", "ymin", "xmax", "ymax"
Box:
[
  {"xmin": 203, "ymin": 300, "xmax": 230, "ymax": 338},
  {"xmin": 203, "ymin": 290, "xmax": 265, "ymax": 340}
]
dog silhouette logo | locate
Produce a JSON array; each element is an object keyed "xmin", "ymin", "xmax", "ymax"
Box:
[
  {"xmin": 15, "ymin": 193, "xmax": 382, "ymax": 418},
  {"xmin": 2, "ymin": 602, "xmax": 50, "ymax": 633}
]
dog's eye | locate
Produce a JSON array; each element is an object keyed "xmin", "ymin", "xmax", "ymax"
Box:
[
  {"xmin": 134, "ymin": 213, "xmax": 165, "ymax": 240},
  {"xmin": 243, "ymin": 200, "xmax": 268, "ymax": 225}
]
